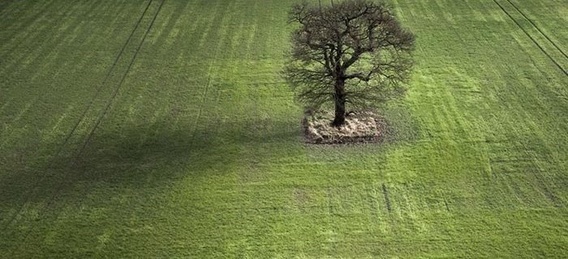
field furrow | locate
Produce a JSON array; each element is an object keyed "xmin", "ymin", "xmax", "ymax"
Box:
[
  {"xmin": 493, "ymin": 0, "xmax": 568, "ymax": 75},
  {"xmin": 0, "ymin": 0, "xmax": 166, "ymax": 242},
  {"xmin": 0, "ymin": 0, "xmax": 566, "ymax": 257}
]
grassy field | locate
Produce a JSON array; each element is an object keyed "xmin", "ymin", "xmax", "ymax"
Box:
[{"xmin": 1, "ymin": 0, "xmax": 567, "ymax": 257}]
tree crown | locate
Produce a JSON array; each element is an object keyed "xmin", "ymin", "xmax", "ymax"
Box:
[{"xmin": 284, "ymin": 0, "xmax": 415, "ymax": 111}]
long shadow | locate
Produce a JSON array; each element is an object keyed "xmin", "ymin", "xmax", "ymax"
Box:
[{"xmin": 0, "ymin": 117, "xmax": 301, "ymax": 229}]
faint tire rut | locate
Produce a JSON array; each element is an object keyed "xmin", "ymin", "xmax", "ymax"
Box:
[
  {"xmin": 493, "ymin": 0, "xmax": 568, "ymax": 76},
  {"xmin": 1, "ymin": 0, "xmax": 166, "ymax": 249}
]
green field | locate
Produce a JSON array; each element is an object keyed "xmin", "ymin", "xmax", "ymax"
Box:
[{"xmin": 1, "ymin": 0, "xmax": 567, "ymax": 257}]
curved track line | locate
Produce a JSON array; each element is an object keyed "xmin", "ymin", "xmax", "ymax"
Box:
[
  {"xmin": 0, "ymin": 0, "xmax": 155, "ymax": 232},
  {"xmin": 6, "ymin": 0, "xmax": 166, "ymax": 254},
  {"xmin": 52, "ymin": 0, "xmax": 155, "ymax": 159},
  {"xmin": 76, "ymin": 0, "xmax": 166, "ymax": 159},
  {"xmin": 191, "ymin": 0, "xmax": 229, "ymax": 137}
]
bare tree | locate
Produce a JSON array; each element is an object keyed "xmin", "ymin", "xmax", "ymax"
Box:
[{"xmin": 284, "ymin": 0, "xmax": 415, "ymax": 126}]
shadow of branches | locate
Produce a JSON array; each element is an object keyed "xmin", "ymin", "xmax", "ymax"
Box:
[{"xmin": 0, "ymin": 117, "xmax": 300, "ymax": 213}]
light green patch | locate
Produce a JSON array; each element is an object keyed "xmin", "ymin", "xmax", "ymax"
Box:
[{"xmin": 0, "ymin": 0, "xmax": 566, "ymax": 258}]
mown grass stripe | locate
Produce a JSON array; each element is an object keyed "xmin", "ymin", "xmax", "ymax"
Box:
[
  {"xmin": 54, "ymin": 0, "xmax": 166, "ymax": 196},
  {"xmin": 0, "ymin": 4, "xmax": 86, "ymax": 84},
  {"xmin": 508, "ymin": 0, "xmax": 568, "ymax": 60},
  {"xmin": 78, "ymin": 0, "xmax": 165, "ymax": 152},
  {"xmin": 0, "ymin": 0, "xmax": 55, "ymax": 39},
  {"xmin": 0, "ymin": 99, "xmax": 37, "ymax": 149},
  {"xmin": 0, "ymin": 0, "xmax": 161, "ymax": 235},
  {"xmin": 493, "ymin": 0, "xmax": 567, "ymax": 76},
  {"xmin": 191, "ymin": 0, "xmax": 237, "ymax": 136},
  {"xmin": 1, "ymin": 0, "xmax": 567, "ymax": 257},
  {"xmin": 2, "ymin": 1, "xmax": 166, "ymax": 254},
  {"xmin": 512, "ymin": 0, "xmax": 568, "ymax": 53},
  {"xmin": 195, "ymin": 1, "xmax": 223, "ymax": 49},
  {"xmin": 39, "ymin": 0, "xmax": 156, "ymax": 159}
]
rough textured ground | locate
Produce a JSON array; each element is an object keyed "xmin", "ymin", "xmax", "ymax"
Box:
[
  {"xmin": 0, "ymin": 0, "xmax": 567, "ymax": 257},
  {"xmin": 303, "ymin": 111, "xmax": 388, "ymax": 144}
]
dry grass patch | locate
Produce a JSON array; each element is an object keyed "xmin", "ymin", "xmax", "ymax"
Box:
[{"xmin": 302, "ymin": 110, "xmax": 389, "ymax": 144}]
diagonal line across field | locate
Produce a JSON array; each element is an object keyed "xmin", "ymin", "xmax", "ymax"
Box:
[
  {"xmin": 493, "ymin": 0, "xmax": 568, "ymax": 76},
  {"xmin": 191, "ymin": 0, "xmax": 235, "ymax": 141},
  {"xmin": 50, "ymin": 0, "xmax": 157, "ymax": 164},
  {"xmin": 2, "ymin": 0, "xmax": 567, "ymax": 256},
  {"xmin": 505, "ymin": 0, "xmax": 568, "ymax": 60},
  {"xmin": 76, "ymin": 0, "xmax": 165, "ymax": 158},
  {"xmin": 0, "ymin": 0, "xmax": 166, "ymax": 242}
]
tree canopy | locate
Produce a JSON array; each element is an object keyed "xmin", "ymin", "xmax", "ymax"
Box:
[{"xmin": 284, "ymin": 0, "xmax": 415, "ymax": 126}]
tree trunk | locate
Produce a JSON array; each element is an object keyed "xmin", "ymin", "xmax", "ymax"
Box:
[{"xmin": 332, "ymin": 79, "xmax": 346, "ymax": 127}]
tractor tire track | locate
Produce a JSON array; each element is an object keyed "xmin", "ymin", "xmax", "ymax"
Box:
[
  {"xmin": 54, "ymin": 0, "xmax": 156, "ymax": 160},
  {"xmin": 493, "ymin": 0, "xmax": 567, "ymax": 76},
  {"xmin": 75, "ymin": 0, "xmax": 165, "ymax": 159},
  {"xmin": 190, "ymin": 0, "xmax": 225, "ymax": 138},
  {"xmin": 0, "ymin": 0, "xmax": 156, "ymax": 233},
  {"xmin": 1, "ymin": 0, "xmax": 164, "ymax": 243},
  {"xmin": 382, "ymin": 183, "xmax": 392, "ymax": 213},
  {"xmin": 506, "ymin": 0, "xmax": 568, "ymax": 60},
  {"xmin": 190, "ymin": 0, "xmax": 236, "ymax": 146}
]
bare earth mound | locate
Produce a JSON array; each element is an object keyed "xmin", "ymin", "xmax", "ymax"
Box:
[{"xmin": 303, "ymin": 111, "xmax": 388, "ymax": 144}]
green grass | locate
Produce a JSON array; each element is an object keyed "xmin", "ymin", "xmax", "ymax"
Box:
[{"xmin": 1, "ymin": 0, "xmax": 567, "ymax": 257}]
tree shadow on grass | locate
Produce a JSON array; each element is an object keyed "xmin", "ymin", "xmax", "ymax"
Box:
[
  {"xmin": 0, "ymin": 117, "xmax": 301, "ymax": 222},
  {"xmin": 76, "ymin": 118, "xmax": 300, "ymax": 184}
]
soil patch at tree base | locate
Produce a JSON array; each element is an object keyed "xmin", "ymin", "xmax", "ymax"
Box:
[{"xmin": 302, "ymin": 110, "xmax": 389, "ymax": 144}]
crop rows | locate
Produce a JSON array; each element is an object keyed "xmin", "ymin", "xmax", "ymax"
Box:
[
  {"xmin": 1, "ymin": 0, "xmax": 166, "ymax": 248},
  {"xmin": 494, "ymin": 0, "xmax": 567, "ymax": 75},
  {"xmin": 1, "ymin": 0, "xmax": 566, "ymax": 257}
]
